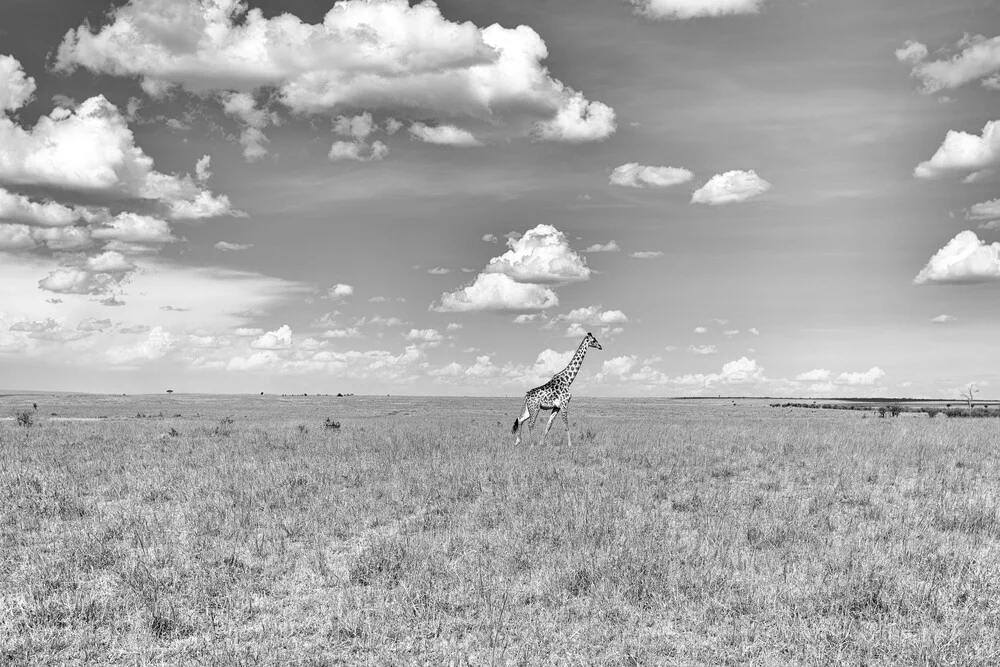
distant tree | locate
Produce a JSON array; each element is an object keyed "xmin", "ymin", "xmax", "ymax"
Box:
[
  {"xmin": 167, "ymin": 389, "xmax": 174, "ymax": 394},
  {"xmin": 961, "ymin": 385, "xmax": 980, "ymax": 411}
]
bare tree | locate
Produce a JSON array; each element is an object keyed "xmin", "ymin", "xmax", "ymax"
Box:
[{"xmin": 961, "ymin": 384, "xmax": 980, "ymax": 411}]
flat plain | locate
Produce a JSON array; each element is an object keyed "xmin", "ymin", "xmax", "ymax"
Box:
[{"xmin": 1, "ymin": 393, "xmax": 999, "ymax": 666}]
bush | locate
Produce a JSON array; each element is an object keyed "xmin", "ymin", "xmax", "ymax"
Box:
[{"xmin": 15, "ymin": 410, "xmax": 33, "ymax": 427}]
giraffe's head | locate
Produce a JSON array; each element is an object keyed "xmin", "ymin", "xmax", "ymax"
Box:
[{"xmin": 585, "ymin": 332, "xmax": 602, "ymax": 350}]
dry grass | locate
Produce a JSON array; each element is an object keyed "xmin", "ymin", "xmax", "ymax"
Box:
[{"xmin": 2, "ymin": 395, "xmax": 999, "ymax": 665}]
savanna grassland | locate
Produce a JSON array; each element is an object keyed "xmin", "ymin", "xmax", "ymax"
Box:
[{"xmin": 2, "ymin": 394, "xmax": 999, "ymax": 666}]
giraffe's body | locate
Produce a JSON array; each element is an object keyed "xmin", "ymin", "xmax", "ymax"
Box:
[{"xmin": 512, "ymin": 332, "xmax": 602, "ymax": 446}]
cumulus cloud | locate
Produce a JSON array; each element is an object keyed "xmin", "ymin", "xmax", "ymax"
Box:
[
  {"xmin": 688, "ymin": 344, "xmax": 717, "ymax": 355},
  {"xmin": 409, "ymin": 123, "xmax": 481, "ymax": 147},
  {"xmin": 404, "ymin": 328, "xmax": 444, "ymax": 344},
  {"xmin": 484, "ymin": 224, "xmax": 590, "ymax": 285},
  {"xmin": 328, "ymin": 140, "xmax": 389, "ymax": 162},
  {"xmin": 90, "ymin": 213, "xmax": 176, "ymax": 244},
  {"xmin": 609, "ymin": 163, "xmax": 693, "ymax": 188},
  {"xmin": 55, "ymin": 0, "xmax": 615, "ymax": 145},
  {"xmin": 914, "ymin": 231, "xmax": 1000, "ymax": 284},
  {"xmin": 0, "ymin": 54, "xmax": 36, "ymax": 112},
  {"xmin": 107, "ymin": 325, "xmax": 174, "ymax": 364},
  {"xmin": 0, "ymin": 224, "xmax": 36, "ymax": 250},
  {"xmin": 836, "ymin": 367, "xmax": 885, "ymax": 386},
  {"xmin": 630, "ymin": 251, "xmax": 663, "ymax": 259},
  {"xmin": 584, "ymin": 240, "xmax": 620, "ymax": 253},
  {"xmin": 0, "ymin": 188, "xmax": 93, "ymax": 227},
  {"xmin": 553, "ymin": 305, "xmax": 629, "ymax": 326},
  {"xmin": 931, "ymin": 314, "xmax": 955, "ymax": 323},
  {"xmin": 326, "ymin": 283, "xmax": 354, "ymax": 300},
  {"xmin": 482, "ymin": 234, "xmax": 498, "ymax": 243},
  {"xmin": 432, "ymin": 272, "xmax": 558, "ymax": 313},
  {"xmin": 215, "ymin": 241, "xmax": 252, "ymax": 251},
  {"xmin": 252, "ymin": 325, "xmax": 293, "ymax": 350},
  {"xmin": 914, "ymin": 120, "xmax": 1000, "ymax": 180},
  {"xmin": 195, "ymin": 155, "xmax": 212, "ymax": 182},
  {"xmin": 898, "ymin": 34, "xmax": 1000, "ymax": 93},
  {"xmin": 0, "ymin": 84, "xmax": 235, "ymax": 217},
  {"xmin": 967, "ymin": 198, "xmax": 1000, "ymax": 221},
  {"xmin": 672, "ymin": 357, "xmax": 765, "ymax": 388},
  {"xmin": 796, "ymin": 369, "xmax": 830, "ymax": 382},
  {"xmin": 895, "ymin": 40, "xmax": 929, "ymax": 65},
  {"xmin": 626, "ymin": 0, "xmax": 765, "ymax": 20},
  {"xmin": 428, "ymin": 267, "xmax": 450, "ymax": 275},
  {"xmin": 691, "ymin": 169, "xmax": 771, "ymax": 205},
  {"xmin": 333, "ymin": 112, "xmax": 375, "ymax": 140}
]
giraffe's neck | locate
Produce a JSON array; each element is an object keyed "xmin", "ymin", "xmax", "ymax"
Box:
[{"xmin": 554, "ymin": 338, "xmax": 589, "ymax": 386}]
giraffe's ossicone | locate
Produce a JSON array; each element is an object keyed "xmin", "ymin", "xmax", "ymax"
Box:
[{"xmin": 512, "ymin": 332, "xmax": 602, "ymax": 447}]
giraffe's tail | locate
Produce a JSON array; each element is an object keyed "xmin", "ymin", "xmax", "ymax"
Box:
[{"xmin": 512, "ymin": 417, "xmax": 519, "ymax": 434}]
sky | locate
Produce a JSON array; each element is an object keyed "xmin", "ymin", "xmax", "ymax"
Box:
[{"xmin": 0, "ymin": 0, "xmax": 999, "ymax": 398}]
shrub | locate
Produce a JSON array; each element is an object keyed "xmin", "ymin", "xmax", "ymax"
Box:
[
  {"xmin": 324, "ymin": 418, "xmax": 341, "ymax": 430},
  {"xmin": 15, "ymin": 410, "xmax": 33, "ymax": 427}
]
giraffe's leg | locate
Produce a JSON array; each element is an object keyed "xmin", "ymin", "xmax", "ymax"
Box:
[
  {"xmin": 561, "ymin": 396, "xmax": 572, "ymax": 447},
  {"xmin": 540, "ymin": 408, "xmax": 559, "ymax": 445},
  {"xmin": 513, "ymin": 401, "xmax": 530, "ymax": 445}
]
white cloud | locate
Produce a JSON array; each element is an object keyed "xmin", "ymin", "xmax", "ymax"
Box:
[
  {"xmin": 322, "ymin": 327, "xmax": 362, "ymax": 339},
  {"xmin": 484, "ymin": 224, "xmax": 590, "ymax": 285},
  {"xmin": 107, "ymin": 326, "xmax": 174, "ymax": 365},
  {"xmin": 749, "ymin": 327, "xmax": 759, "ymax": 335},
  {"xmin": 931, "ymin": 314, "xmax": 955, "ymax": 323},
  {"xmin": 796, "ymin": 369, "xmax": 830, "ymax": 382},
  {"xmin": 914, "ymin": 231, "xmax": 1000, "ymax": 285},
  {"xmin": 215, "ymin": 241, "xmax": 252, "ymax": 251},
  {"xmin": 328, "ymin": 140, "xmax": 389, "ymax": 162},
  {"xmin": 446, "ymin": 323, "xmax": 462, "ymax": 331},
  {"xmin": 195, "ymin": 154, "xmax": 212, "ymax": 182},
  {"xmin": 513, "ymin": 313, "xmax": 545, "ymax": 324},
  {"xmin": 333, "ymin": 112, "xmax": 375, "ymax": 140},
  {"xmin": 0, "ymin": 224, "xmax": 36, "ymax": 250},
  {"xmin": 534, "ymin": 92, "xmax": 616, "ymax": 142},
  {"xmin": 609, "ymin": 163, "xmax": 693, "ymax": 188},
  {"xmin": 0, "ymin": 188, "xmax": 92, "ymax": 227},
  {"xmin": 914, "ymin": 120, "xmax": 1000, "ymax": 180},
  {"xmin": 630, "ymin": 250, "xmax": 663, "ymax": 259},
  {"xmin": 432, "ymin": 272, "xmax": 558, "ymax": 313},
  {"xmin": 626, "ymin": 0, "xmax": 765, "ymax": 19},
  {"xmin": 482, "ymin": 234, "xmax": 498, "ymax": 243},
  {"xmin": 688, "ymin": 344, "xmax": 717, "ymax": 355},
  {"xmin": 694, "ymin": 326, "xmax": 707, "ymax": 334},
  {"xmin": 86, "ymin": 251, "xmax": 135, "ymax": 274},
  {"xmin": 836, "ymin": 367, "xmax": 885, "ymax": 386},
  {"xmin": 691, "ymin": 169, "xmax": 771, "ymax": 205},
  {"xmin": 55, "ymin": 0, "xmax": 615, "ymax": 145},
  {"xmin": 0, "ymin": 54, "xmax": 36, "ymax": 112},
  {"xmin": 967, "ymin": 198, "xmax": 1000, "ymax": 221},
  {"xmin": 671, "ymin": 357, "xmax": 765, "ymax": 388},
  {"xmin": 409, "ymin": 123, "xmax": 481, "ymax": 147},
  {"xmin": 90, "ymin": 213, "xmax": 175, "ymax": 244},
  {"xmin": 584, "ymin": 240, "xmax": 620, "ymax": 253},
  {"xmin": 252, "ymin": 325, "xmax": 293, "ymax": 350},
  {"xmin": 723, "ymin": 329, "xmax": 739, "ymax": 336},
  {"xmin": 428, "ymin": 267, "xmax": 450, "ymax": 275},
  {"xmin": 554, "ymin": 305, "xmax": 629, "ymax": 326},
  {"xmin": 404, "ymin": 328, "xmax": 444, "ymax": 343},
  {"xmin": 326, "ymin": 283, "xmax": 354, "ymax": 300},
  {"xmin": 899, "ymin": 35, "xmax": 1000, "ymax": 93},
  {"xmin": 895, "ymin": 40, "xmax": 929, "ymax": 65},
  {"xmin": 0, "ymin": 91, "xmax": 235, "ymax": 216}
]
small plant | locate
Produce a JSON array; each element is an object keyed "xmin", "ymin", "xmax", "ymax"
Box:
[
  {"xmin": 213, "ymin": 415, "xmax": 235, "ymax": 437},
  {"xmin": 15, "ymin": 409, "xmax": 33, "ymax": 427},
  {"xmin": 324, "ymin": 418, "xmax": 341, "ymax": 430},
  {"xmin": 297, "ymin": 424, "xmax": 308, "ymax": 435}
]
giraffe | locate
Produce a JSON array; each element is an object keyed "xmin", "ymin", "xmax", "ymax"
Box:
[{"xmin": 512, "ymin": 332, "xmax": 602, "ymax": 446}]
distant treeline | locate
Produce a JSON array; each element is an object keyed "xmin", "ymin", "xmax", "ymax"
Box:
[{"xmin": 770, "ymin": 403, "xmax": 1000, "ymax": 418}]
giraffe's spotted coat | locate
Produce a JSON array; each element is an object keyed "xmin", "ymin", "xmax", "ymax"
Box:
[{"xmin": 513, "ymin": 332, "xmax": 602, "ymax": 446}]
